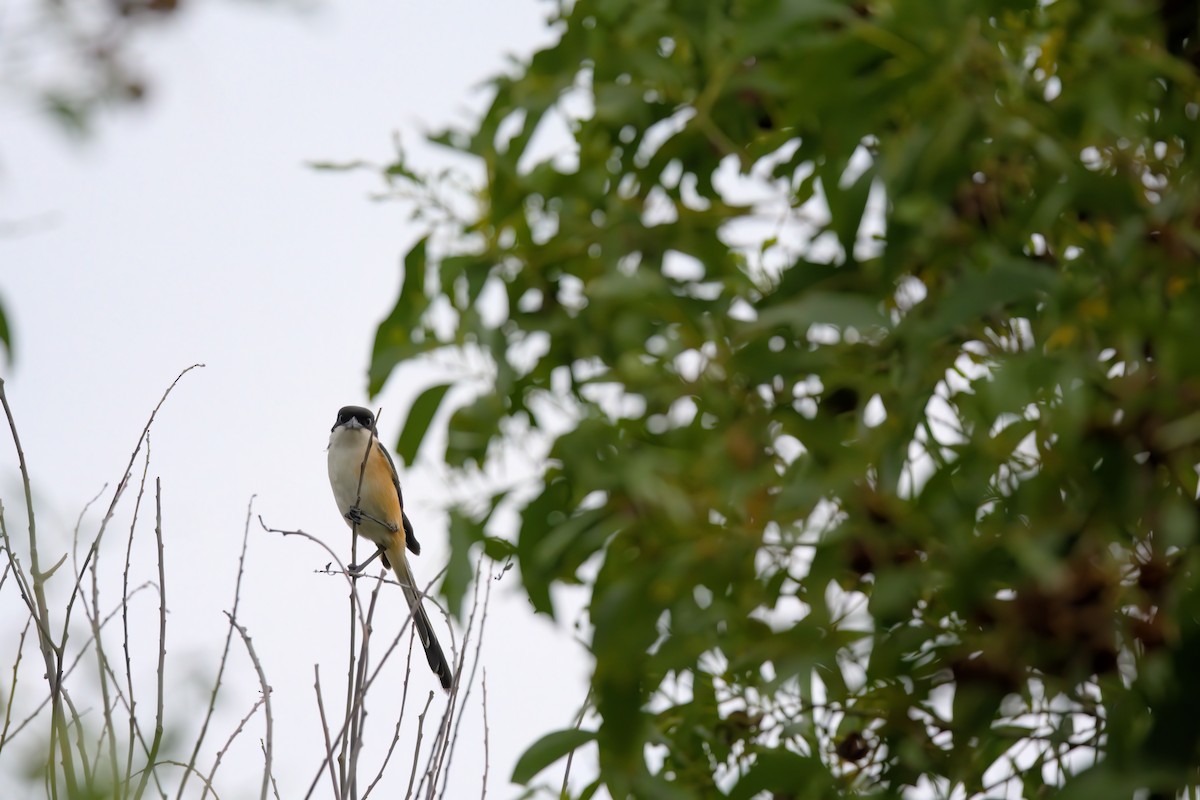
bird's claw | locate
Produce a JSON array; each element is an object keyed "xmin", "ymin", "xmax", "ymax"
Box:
[
  {"xmin": 348, "ymin": 547, "xmax": 385, "ymax": 575},
  {"xmin": 345, "ymin": 505, "xmax": 399, "ymax": 532}
]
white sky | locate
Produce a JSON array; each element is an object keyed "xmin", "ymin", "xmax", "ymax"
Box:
[{"xmin": 0, "ymin": 1, "xmax": 596, "ymax": 796}]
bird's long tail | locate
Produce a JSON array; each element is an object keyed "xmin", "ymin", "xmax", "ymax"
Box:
[{"xmin": 387, "ymin": 541, "xmax": 454, "ymax": 691}]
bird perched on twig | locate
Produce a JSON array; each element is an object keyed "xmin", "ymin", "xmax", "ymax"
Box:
[{"xmin": 326, "ymin": 405, "xmax": 453, "ymax": 691}]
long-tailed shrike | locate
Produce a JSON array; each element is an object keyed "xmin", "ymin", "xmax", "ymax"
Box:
[{"xmin": 327, "ymin": 405, "xmax": 453, "ymax": 691}]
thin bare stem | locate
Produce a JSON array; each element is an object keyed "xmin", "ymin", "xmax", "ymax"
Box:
[
  {"xmin": 0, "ymin": 616, "xmax": 31, "ymax": 751},
  {"xmin": 302, "ymin": 568, "xmax": 440, "ymax": 800},
  {"xmin": 0, "ymin": 377, "xmax": 76, "ymax": 796},
  {"xmin": 62, "ymin": 363, "xmax": 203, "ymax": 668},
  {"xmin": 0, "ymin": 501, "xmax": 39, "ymax": 623},
  {"xmin": 560, "ymin": 688, "xmax": 594, "ymax": 799},
  {"xmin": 258, "ymin": 518, "xmax": 368, "ymax": 629},
  {"xmin": 123, "ymin": 443, "xmax": 154, "ymax": 785},
  {"xmin": 5, "ymin": 582, "xmax": 155, "ymax": 746},
  {"xmin": 340, "ymin": 411, "xmax": 381, "ymax": 798},
  {"xmin": 189, "ymin": 496, "xmax": 256, "ymax": 800},
  {"xmin": 0, "ymin": 555, "xmax": 12, "ymax": 598},
  {"xmin": 61, "ymin": 689, "xmax": 91, "ymax": 789},
  {"xmin": 131, "ymin": 479, "xmax": 168, "ymax": 800},
  {"xmin": 346, "ymin": 576, "xmax": 385, "ymax": 800},
  {"xmin": 52, "ymin": 364, "xmax": 203, "ymax": 794},
  {"xmin": 405, "ymin": 693, "xmax": 436, "ymax": 800},
  {"xmin": 134, "ymin": 760, "xmax": 224, "ymax": 800},
  {"xmin": 204, "ymin": 694, "xmax": 266, "ymax": 794},
  {"xmin": 263, "ymin": 742, "xmax": 282, "ymax": 800},
  {"xmin": 481, "ymin": 669, "xmax": 490, "ymax": 800},
  {"xmin": 224, "ymin": 613, "xmax": 274, "ymax": 800},
  {"xmin": 314, "ymin": 665, "xmax": 343, "ymax": 800},
  {"xmin": 434, "ymin": 560, "xmax": 493, "ymax": 799},
  {"xmin": 361, "ymin": 626, "xmax": 418, "ymax": 800}
]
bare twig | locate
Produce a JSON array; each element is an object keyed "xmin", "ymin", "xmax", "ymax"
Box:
[
  {"xmin": 64, "ymin": 481, "xmax": 117, "ymax": 782},
  {"xmin": 133, "ymin": 760, "xmax": 224, "ymax": 800},
  {"xmin": 131, "ymin": 479, "xmax": 167, "ymax": 800},
  {"xmin": 481, "ymin": 669, "xmax": 490, "ymax": 800},
  {"xmin": 0, "ymin": 377, "xmax": 77, "ymax": 796},
  {"xmin": 339, "ymin": 409, "xmax": 382, "ymax": 798},
  {"xmin": 61, "ymin": 689, "xmax": 91, "ymax": 789},
  {"xmin": 0, "ymin": 616, "xmax": 31, "ymax": 752},
  {"xmin": 203, "ymin": 694, "xmax": 267, "ymax": 793},
  {"xmin": 53, "ymin": 364, "xmax": 203, "ymax": 793},
  {"xmin": 314, "ymin": 665, "xmax": 342, "ymax": 800},
  {"xmin": 361, "ymin": 626, "xmax": 418, "ymax": 800},
  {"xmin": 0, "ymin": 555, "xmax": 12, "ymax": 598},
  {"xmin": 62, "ymin": 363, "xmax": 203, "ymax": 671},
  {"xmin": 225, "ymin": 613, "xmax": 274, "ymax": 800},
  {"xmin": 434, "ymin": 559, "xmax": 493, "ymax": 799},
  {"xmin": 301, "ymin": 567, "xmax": 449, "ymax": 799},
  {"xmin": 264, "ymin": 745, "xmax": 282, "ymax": 800},
  {"xmin": 304, "ymin": 582, "xmax": 423, "ymax": 799},
  {"xmin": 0, "ymin": 503, "xmax": 39, "ymax": 635},
  {"xmin": 560, "ymin": 688, "xmax": 594, "ymax": 798},
  {"xmin": 122, "ymin": 443, "xmax": 154, "ymax": 786},
  {"xmin": 346, "ymin": 575, "xmax": 386, "ymax": 800},
  {"xmin": 189, "ymin": 496, "xmax": 256, "ymax": 800},
  {"xmin": 257, "ymin": 518, "xmax": 370, "ymax": 630},
  {"xmin": 406, "ymin": 693, "xmax": 436, "ymax": 800},
  {"xmin": 5, "ymin": 582, "xmax": 156, "ymax": 746}
]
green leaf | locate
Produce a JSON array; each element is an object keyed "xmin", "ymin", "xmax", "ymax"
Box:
[
  {"xmin": 516, "ymin": 474, "xmax": 572, "ymax": 616},
  {"xmin": 444, "ymin": 392, "xmax": 505, "ymax": 468},
  {"xmin": 511, "ymin": 727, "xmax": 597, "ymax": 785},
  {"xmin": 441, "ymin": 494, "xmax": 507, "ymax": 619},
  {"xmin": 441, "ymin": 509, "xmax": 476, "ymax": 620},
  {"xmin": 306, "ymin": 159, "xmax": 370, "ymax": 172},
  {"xmin": 0, "ymin": 299, "xmax": 13, "ymax": 364},
  {"xmin": 395, "ymin": 382, "xmax": 453, "ymax": 464},
  {"xmin": 359, "ymin": 0, "xmax": 1200, "ymax": 794},
  {"xmin": 368, "ymin": 237, "xmax": 433, "ymax": 397},
  {"xmin": 746, "ymin": 291, "xmax": 890, "ymax": 336},
  {"xmin": 577, "ymin": 778, "xmax": 603, "ymax": 800},
  {"xmin": 728, "ymin": 749, "xmax": 835, "ymax": 799},
  {"xmin": 824, "ymin": 162, "xmax": 876, "ymax": 264},
  {"xmin": 900, "ymin": 257, "xmax": 1058, "ymax": 345}
]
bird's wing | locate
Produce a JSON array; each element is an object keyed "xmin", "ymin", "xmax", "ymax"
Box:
[{"xmin": 374, "ymin": 437, "xmax": 422, "ymax": 556}]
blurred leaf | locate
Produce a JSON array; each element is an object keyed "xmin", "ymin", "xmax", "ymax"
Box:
[
  {"xmin": 360, "ymin": 0, "xmax": 1200, "ymax": 795},
  {"xmin": 0, "ymin": 299, "xmax": 13, "ymax": 364},
  {"xmin": 511, "ymin": 727, "xmax": 597, "ymax": 785},
  {"xmin": 444, "ymin": 392, "xmax": 505, "ymax": 468},
  {"xmin": 395, "ymin": 382, "xmax": 453, "ymax": 465},
  {"xmin": 441, "ymin": 494, "xmax": 506, "ymax": 619},
  {"xmin": 747, "ymin": 291, "xmax": 890, "ymax": 335},
  {"xmin": 368, "ymin": 237, "xmax": 432, "ymax": 397},
  {"xmin": 728, "ymin": 749, "xmax": 835, "ymax": 799},
  {"xmin": 307, "ymin": 160, "xmax": 371, "ymax": 172},
  {"xmin": 441, "ymin": 508, "xmax": 475, "ymax": 620}
]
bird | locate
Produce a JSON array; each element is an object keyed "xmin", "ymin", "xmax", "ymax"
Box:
[{"xmin": 327, "ymin": 405, "xmax": 453, "ymax": 691}]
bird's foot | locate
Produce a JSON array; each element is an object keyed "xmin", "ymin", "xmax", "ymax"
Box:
[
  {"xmin": 345, "ymin": 505, "xmax": 399, "ymax": 532},
  {"xmin": 348, "ymin": 547, "xmax": 385, "ymax": 575}
]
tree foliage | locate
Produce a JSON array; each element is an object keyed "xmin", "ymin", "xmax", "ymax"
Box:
[{"xmin": 370, "ymin": 0, "xmax": 1200, "ymax": 796}]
